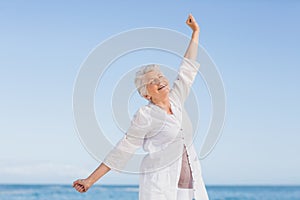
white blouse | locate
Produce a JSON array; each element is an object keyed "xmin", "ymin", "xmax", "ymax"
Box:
[{"xmin": 104, "ymin": 58, "xmax": 209, "ymax": 200}]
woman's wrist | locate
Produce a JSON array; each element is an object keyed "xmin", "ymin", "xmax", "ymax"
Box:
[
  {"xmin": 85, "ymin": 177, "xmax": 94, "ymax": 186},
  {"xmin": 191, "ymin": 30, "xmax": 200, "ymax": 43},
  {"xmin": 193, "ymin": 29, "xmax": 200, "ymax": 34}
]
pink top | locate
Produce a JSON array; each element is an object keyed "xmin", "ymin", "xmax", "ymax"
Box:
[{"xmin": 178, "ymin": 146, "xmax": 193, "ymax": 188}]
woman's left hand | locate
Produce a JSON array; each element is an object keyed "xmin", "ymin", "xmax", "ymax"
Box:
[{"xmin": 186, "ymin": 13, "xmax": 200, "ymax": 32}]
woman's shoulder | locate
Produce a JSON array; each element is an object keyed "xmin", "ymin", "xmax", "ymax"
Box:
[
  {"xmin": 169, "ymin": 91, "xmax": 182, "ymax": 106},
  {"xmin": 131, "ymin": 105, "xmax": 152, "ymax": 129},
  {"xmin": 134, "ymin": 105, "xmax": 152, "ymax": 120},
  {"xmin": 137, "ymin": 104, "xmax": 152, "ymax": 113}
]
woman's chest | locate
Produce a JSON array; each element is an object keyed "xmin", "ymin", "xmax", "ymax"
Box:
[{"xmin": 146, "ymin": 104, "xmax": 183, "ymax": 142}]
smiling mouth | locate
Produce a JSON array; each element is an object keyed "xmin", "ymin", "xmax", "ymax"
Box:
[{"xmin": 158, "ymin": 85, "xmax": 166, "ymax": 90}]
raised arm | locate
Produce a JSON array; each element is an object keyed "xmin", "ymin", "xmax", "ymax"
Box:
[
  {"xmin": 171, "ymin": 14, "xmax": 201, "ymax": 103},
  {"xmin": 184, "ymin": 14, "xmax": 200, "ymax": 60}
]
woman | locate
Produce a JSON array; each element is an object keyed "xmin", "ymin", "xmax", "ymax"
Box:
[{"xmin": 73, "ymin": 14, "xmax": 209, "ymax": 200}]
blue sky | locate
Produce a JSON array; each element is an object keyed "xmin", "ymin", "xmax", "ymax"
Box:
[{"xmin": 0, "ymin": 0, "xmax": 299, "ymax": 185}]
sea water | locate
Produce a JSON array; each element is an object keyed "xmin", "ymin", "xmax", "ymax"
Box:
[{"xmin": 0, "ymin": 184, "xmax": 299, "ymax": 200}]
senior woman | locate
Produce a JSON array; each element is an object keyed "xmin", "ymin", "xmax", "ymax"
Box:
[{"xmin": 73, "ymin": 14, "xmax": 209, "ymax": 200}]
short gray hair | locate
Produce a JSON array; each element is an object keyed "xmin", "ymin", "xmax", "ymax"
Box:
[{"xmin": 135, "ymin": 64, "xmax": 161, "ymax": 96}]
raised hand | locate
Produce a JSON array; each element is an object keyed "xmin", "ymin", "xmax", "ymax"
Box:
[{"xmin": 186, "ymin": 13, "xmax": 200, "ymax": 32}]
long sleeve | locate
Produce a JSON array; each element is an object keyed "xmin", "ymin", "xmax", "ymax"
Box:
[
  {"xmin": 171, "ymin": 58, "xmax": 200, "ymax": 104},
  {"xmin": 103, "ymin": 107, "xmax": 151, "ymax": 170}
]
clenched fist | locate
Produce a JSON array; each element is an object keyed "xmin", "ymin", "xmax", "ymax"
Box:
[{"xmin": 186, "ymin": 13, "xmax": 200, "ymax": 32}]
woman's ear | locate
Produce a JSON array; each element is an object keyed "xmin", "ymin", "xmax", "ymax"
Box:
[{"xmin": 143, "ymin": 94, "xmax": 151, "ymax": 101}]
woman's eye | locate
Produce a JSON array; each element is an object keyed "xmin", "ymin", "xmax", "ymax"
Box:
[{"xmin": 149, "ymin": 80, "xmax": 156, "ymax": 84}]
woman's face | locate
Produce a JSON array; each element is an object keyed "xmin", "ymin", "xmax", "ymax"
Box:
[{"xmin": 143, "ymin": 70, "xmax": 170, "ymax": 101}]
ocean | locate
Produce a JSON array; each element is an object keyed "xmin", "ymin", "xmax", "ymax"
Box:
[{"xmin": 0, "ymin": 184, "xmax": 299, "ymax": 200}]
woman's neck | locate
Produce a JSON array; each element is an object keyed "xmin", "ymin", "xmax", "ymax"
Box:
[{"xmin": 152, "ymin": 97, "xmax": 173, "ymax": 114}]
